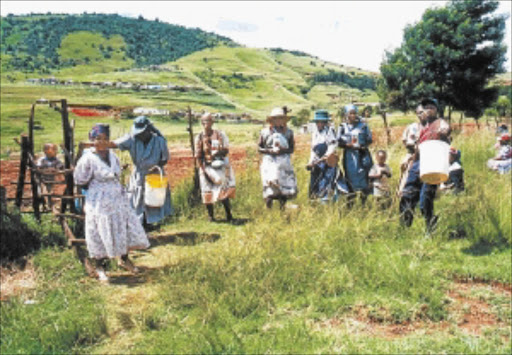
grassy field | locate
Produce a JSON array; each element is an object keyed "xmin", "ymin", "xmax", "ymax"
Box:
[
  {"xmin": 1, "ymin": 45, "xmax": 380, "ymax": 126},
  {"xmin": 1, "ymin": 126, "xmax": 511, "ymax": 354}
]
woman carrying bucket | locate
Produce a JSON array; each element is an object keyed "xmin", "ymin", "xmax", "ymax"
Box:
[
  {"xmin": 399, "ymin": 98, "xmax": 451, "ymax": 233},
  {"xmin": 74, "ymin": 124, "xmax": 149, "ymax": 282},
  {"xmin": 258, "ymin": 107, "xmax": 298, "ymax": 209},
  {"xmin": 195, "ymin": 112, "xmax": 236, "ymax": 222},
  {"xmin": 113, "ymin": 116, "xmax": 173, "ymax": 228}
]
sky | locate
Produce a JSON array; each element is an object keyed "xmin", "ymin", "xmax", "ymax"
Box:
[{"xmin": 2, "ymin": 1, "xmax": 511, "ymax": 73}]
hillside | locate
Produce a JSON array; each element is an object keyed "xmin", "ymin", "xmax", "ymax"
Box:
[
  {"xmin": 1, "ymin": 14, "xmax": 380, "ymax": 120},
  {"xmin": 0, "ymin": 13, "xmax": 236, "ymax": 71}
]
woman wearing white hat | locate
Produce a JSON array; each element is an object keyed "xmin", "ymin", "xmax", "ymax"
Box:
[{"xmin": 258, "ymin": 106, "xmax": 298, "ymax": 209}]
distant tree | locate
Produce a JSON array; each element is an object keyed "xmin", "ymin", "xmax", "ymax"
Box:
[
  {"xmin": 379, "ymin": 0, "xmax": 507, "ymax": 123},
  {"xmin": 291, "ymin": 108, "xmax": 311, "ymax": 127},
  {"xmin": 495, "ymin": 95, "xmax": 511, "ymax": 119}
]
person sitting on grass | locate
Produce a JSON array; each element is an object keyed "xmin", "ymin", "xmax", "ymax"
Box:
[
  {"xmin": 440, "ymin": 147, "xmax": 465, "ymax": 194},
  {"xmin": 36, "ymin": 143, "xmax": 64, "ymax": 209},
  {"xmin": 487, "ymin": 133, "xmax": 512, "ymax": 174},
  {"xmin": 368, "ymin": 150, "xmax": 393, "ymax": 209},
  {"xmin": 74, "ymin": 124, "xmax": 149, "ymax": 283},
  {"xmin": 194, "ymin": 112, "xmax": 236, "ymax": 222}
]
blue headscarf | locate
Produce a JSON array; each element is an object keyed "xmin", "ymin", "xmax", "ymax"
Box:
[
  {"xmin": 89, "ymin": 123, "xmax": 110, "ymax": 140},
  {"xmin": 344, "ymin": 104, "xmax": 358, "ymax": 114}
]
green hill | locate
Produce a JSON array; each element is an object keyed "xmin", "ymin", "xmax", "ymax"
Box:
[
  {"xmin": 1, "ymin": 13, "xmax": 236, "ymax": 71},
  {"xmin": 0, "ymin": 13, "xmax": 380, "ymax": 122}
]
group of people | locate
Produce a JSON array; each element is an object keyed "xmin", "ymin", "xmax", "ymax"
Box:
[{"xmin": 34, "ymin": 97, "xmax": 506, "ymax": 281}]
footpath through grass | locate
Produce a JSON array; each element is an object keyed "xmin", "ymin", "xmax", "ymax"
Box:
[{"xmin": 1, "ymin": 130, "xmax": 511, "ymax": 354}]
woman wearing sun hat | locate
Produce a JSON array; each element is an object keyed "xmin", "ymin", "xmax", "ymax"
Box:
[
  {"xmin": 113, "ymin": 116, "xmax": 173, "ymax": 227},
  {"xmin": 337, "ymin": 104, "xmax": 373, "ymax": 205},
  {"xmin": 258, "ymin": 106, "xmax": 298, "ymax": 209},
  {"xmin": 306, "ymin": 109, "xmax": 341, "ymax": 201}
]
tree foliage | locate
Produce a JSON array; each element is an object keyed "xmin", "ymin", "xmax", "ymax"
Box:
[
  {"xmin": 379, "ymin": 0, "xmax": 507, "ymax": 118},
  {"xmin": 1, "ymin": 13, "xmax": 237, "ymax": 71}
]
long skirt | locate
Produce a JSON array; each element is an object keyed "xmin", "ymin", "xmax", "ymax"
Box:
[
  {"xmin": 260, "ymin": 154, "xmax": 297, "ymax": 199},
  {"xmin": 199, "ymin": 158, "xmax": 236, "ymax": 204},
  {"xmin": 85, "ymin": 180, "xmax": 149, "ymax": 259},
  {"xmin": 309, "ymin": 162, "xmax": 339, "ymax": 200}
]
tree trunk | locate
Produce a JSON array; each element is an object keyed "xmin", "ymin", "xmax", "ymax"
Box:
[
  {"xmin": 458, "ymin": 112, "xmax": 464, "ymax": 130},
  {"xmin": 447, "ymin": 106, "xmax": 452, "ymax": 125},
  {"xmin": 474, "ymin": 118, "xmax": 480, "ymax": 130},
  {"xmin": 381, "ymin": 111, "xmax": 391, "ymax": 145}
]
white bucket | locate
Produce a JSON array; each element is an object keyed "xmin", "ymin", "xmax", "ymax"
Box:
[
  {"xmin": 419, "ymin": 140, "xmax": 449, "ymax": 184},
  {"xmin": 144, "ymin": 166, "xmax": 167, "ymax": 207}
]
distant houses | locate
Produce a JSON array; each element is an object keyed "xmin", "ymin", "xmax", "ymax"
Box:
[{"xmin": 25, "ymin": 77, "xmax": 203, "ymax": 92}]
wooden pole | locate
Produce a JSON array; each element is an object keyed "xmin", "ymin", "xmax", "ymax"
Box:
[
  {"xmin": 186, "ymin": 106, "xmax": 201, "ymax": 205},
  {"xmin": 15, "ymin": 135, "xmax": 29, "ymax": 208},
  {"xmin": 60, "ymin": 99, "xmax": 75, "ymax": 214},
  {"xmin": 27, "ymin": 104, "xmax": 42, "ymax": 220}
]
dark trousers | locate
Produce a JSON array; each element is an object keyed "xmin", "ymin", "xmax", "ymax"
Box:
[{"xmin": 399, "ymin": 161, "xmax": 437, "ymax": 226}]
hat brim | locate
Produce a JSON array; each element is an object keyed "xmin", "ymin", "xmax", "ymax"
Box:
[{"xmin": 131, "ymin": 125, "xmax": 149, "ymax": 136}]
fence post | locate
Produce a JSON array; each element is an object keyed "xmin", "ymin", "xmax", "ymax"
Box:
[
  {"xmin": 60, "ymin": 99, "xmax": 75, "ymax": 213},
  {"xmin": 15, "ymin": 135, "xmax": 29, "ymax": 208}
]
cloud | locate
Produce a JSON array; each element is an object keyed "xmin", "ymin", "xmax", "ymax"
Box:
[
  {"xmin": 217, "ymin": 19, "xmax": 258, "ymax": 32},
  {"xmin": 275, "ymin": 16, "xmax": 285, "ymax": 22}
]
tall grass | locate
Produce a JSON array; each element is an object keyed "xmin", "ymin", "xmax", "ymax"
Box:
[
  {"xmin": 0, "ymin": 249, "xmax": 107, "ymax": 354},
  {"xmin": 1, "ymin": 128, "xmax": 510, "ymax": 354},
  {"xmin": 118, "ymin": 129, "xmax": 510, "ymax": 353}
]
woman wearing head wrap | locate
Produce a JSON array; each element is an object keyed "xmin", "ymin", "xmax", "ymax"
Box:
[
  {"xmin": 74, "ymin": 124, "xmax": 149, "ymax": 282},
  {"xmin": 113, "ymin": 116, "xmax": 173, "ymax": 227},
  {"xmin": 336, "ymin": 104, "xmax": 373, "ymax": 205},
  {"xmin": 258, "ymin": 106, "xmax": 298, "ymax": 209},
  {"xmin": 194, "ymin": 112, "xmax": 236, "ymax": 222},
  {"xmin": 306, "ymin": 109, "xmax": 343, "ymax": 201}
]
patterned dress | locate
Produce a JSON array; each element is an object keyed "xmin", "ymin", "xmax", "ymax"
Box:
[
  {"xmin": 74, "ymin": 150, "xmax": 149, "ymax": 259},
  {"xmin": 194, "ymin": 130, "xmax": 236, "ymax": 204},
  {"xmin": 259, "ymin": 127, "xmax": 298, "ymax": 199}
]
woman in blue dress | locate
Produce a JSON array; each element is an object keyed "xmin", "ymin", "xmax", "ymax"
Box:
[
  {"xmin": 113, "ymin": 116, "xmax": 173, "ymax": 227},
  {"xmin": 337, "ymin": 104, "xmax": 373, "ymax": 205}
]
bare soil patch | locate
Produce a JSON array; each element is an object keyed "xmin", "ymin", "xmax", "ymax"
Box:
[
  {"xmin": 316, "ymin": 280, "xmax": 511, "ymax": 340},
  {"xmin": 0, "ymin": 260, "xmax": 37, "ymax": 301}
]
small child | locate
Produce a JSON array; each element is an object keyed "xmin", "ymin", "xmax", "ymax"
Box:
[
  {"xmin": 36, "ymin": 143, "xmax": 64, "ymax": 207},
  {"xmin": 369, "ymin": 150, "xmax": 392, "ymax": 208},
  {"xmin": 440, "ymin": 147, "xmax": 465, "ymax": 194}
]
